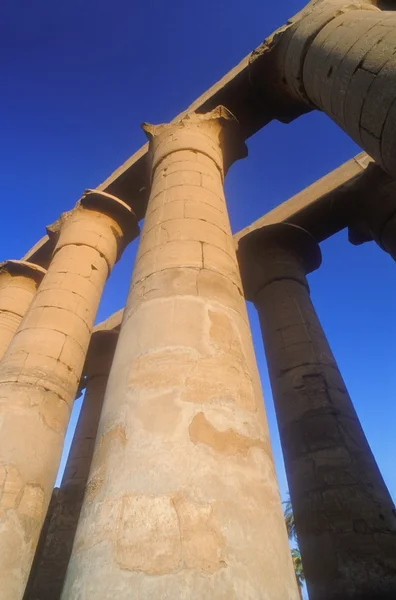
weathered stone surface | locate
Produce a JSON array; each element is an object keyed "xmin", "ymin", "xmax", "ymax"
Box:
[
  {"xmin": 71, "ymin": 152, "xmax": 377, "ymax": 341},
  {"xmin": 238, "ymin": 223, "xmax": 396, "ymax": 600},
  {"xmin": 62, "ymin": 108, "xmax": 299, "ymax": 599},
  {"xmin": 23, "ymin": 330, "xmax": 119, "ymax": 600},
  {"xmin": 0, "ymin": 191, "xmax": 138, "ymax": 599},
  {"xmin": 0, "ymin": 261, "xmax": 46, "ymax": 361},
  {"xmin": 266, "ymin": 0, "xmax": 396, "ymax": 176}
]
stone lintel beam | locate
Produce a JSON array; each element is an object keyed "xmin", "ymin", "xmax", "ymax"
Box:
[
  {"xmin": 20, "ymin": 53, "xmax": 280, "ymax": 269},
  {"xmin": 21, "ymin": 149, "xmax": 373, "ymax": 270},
  {"xmin": 18, "ymin": 0, "xmax": 395, "ymax": 267},
  {"xmin": 98, "ymin": 53, "xmax": 306, "ymax": 214},
  {"xmin": 22, "ymin": 235, "xmax": 57, "ymax": 271},
  {"xmin": 92, "ymin": 308, "xmax": 123, "ymax": 333},
  {"xmin": 81, "ymin": 152, "xmax": 389, "ymax": 344},
  {"xmin": 234, "ymin": 152, "xmax": 372, "ymax": 244},
  {"xmin": 84, "ymin": 153, "xmax": 380, "ymax": 341},
  {"xmin": 23, "ymin": 5, "xmax": 369, "ymax": 270}
]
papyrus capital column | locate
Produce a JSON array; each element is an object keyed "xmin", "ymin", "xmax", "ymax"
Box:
[
  {"xmin": 238, "ymin": 222, "xmax": 396, "ymax": 600},
  {"xmin": 142, "ymin": 105, "xmax": 247, "ymax": 176},
  {"xmin": 238, "ymin": 223, "xmax": 321, "ymax": 297},
  {"xmin": 0, "ymin": 190, "xmax": 138, "ymax": 600},
  {"xmin": 62, "ymin": 108, "xmax": 299, "ymax": 599},
  {"xmin": 0, "ymin": 260, "xmax": 46, "ymax": 360}
]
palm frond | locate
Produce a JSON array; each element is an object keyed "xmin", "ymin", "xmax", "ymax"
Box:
[
  {"xmin": 291, "ymin": 547, "xmax": 305, "ymax": 589},
  {"xmin": 283, "ymin": 496, "xmax": 297, "ymax": 541},
  {"xmin": 283, "ymin": 493, "xmax": 305, "ymax": 594}
]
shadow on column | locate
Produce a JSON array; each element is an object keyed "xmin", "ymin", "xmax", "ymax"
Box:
[
  {"xmin": 23, "ymin": 329, "xmax": 119, "ymax": 600},
  {"xmin": 238, "ymin": 222, "xmax": 396, "ymax": 600}
]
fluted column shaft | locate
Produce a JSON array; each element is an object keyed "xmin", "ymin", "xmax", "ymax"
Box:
[
  {"xmin": 0, "ymin": 191, "xmax": 138, "ymax": 600},
  {"xmin": 273, "ymin": 1, "xmax": 396, "ymax": 176},
  {"xmin": 24, "ymin": 330, "xmax": 119, "ymax": 600},
  {"xmin": 62, "ymin": 108, "xmax": 299, "ymax": 600},
  {"xmin": 238, "ymin": 223, "xmax": 396, "ymax": 600},
  {"xmin": 0, "ymin": 261, "xmax": 46, "ymax": 360}
]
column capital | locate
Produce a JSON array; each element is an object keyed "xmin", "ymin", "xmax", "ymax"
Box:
[
  {"xmin": 47, "ymin": 190, "xmax": 139, "ymax": 240},
  {"xmin": 348, "ymin": 164, "xmax": 396, "ymax": 258},
  {"xmin": 237, "ymin": 223, "xmax": 321, "ymax": 301},
  {"xmin": 142, "ymin": 106, "xmax": 248, "ymax": 176},
  {"xmin": 46, "ymin": 190, "xmax": 140, "ymax": 268},
  {"xmin": 81, "ymin": 189, "xmax": 138, "ymax": 230},
  {"xmin": 0, "ymin": 261, "xmax": 47, "ymax": 361},
  {"xmin": 0, "ymin": 259, "xmax": 46, "ymax": 283}
]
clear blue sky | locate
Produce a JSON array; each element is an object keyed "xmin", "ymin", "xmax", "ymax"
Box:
[{"xmin": 2, "ymin": 0, "xmax": 395, "ymax": 511}]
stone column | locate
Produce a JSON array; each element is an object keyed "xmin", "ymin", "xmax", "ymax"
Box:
[
  {"xmin": 0, "ymin": 190, "xmax": 138, "ymax": 600},
  {"xmin": 238, "ymin": 222, "xmax": 396, "ymax": 600},
  {"xmin": 23, "ymin": 329, "xmax": 119, "ymax": 600},
  {"xmin": 0, "ymin": 260, "xmax": 46, "ymax": 360},
  {"xmin": 269, "ymin": 0, "xmax": 396, "ymax": 176},
  {"xmin": 62, "ymin": 107, "xmax": 299, "ymax": 599},
  {"xmin": 348, "ymin": 163, "xmax": 396, "ymax": 260}
]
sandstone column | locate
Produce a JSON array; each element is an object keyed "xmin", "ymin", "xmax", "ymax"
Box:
[
  {"xmin": 348, "ymin": 163, "xmax": 396, "ymax": 260},
  {"xmin": 238, "ymin": 222, "xmax": 396, "ymax": 600},
  {"xmin": 24, "ymin": 329, "xmax": 119, "ymax": 600},
  {"xmin": 269, "ymin": 0, "xmax": 396, "ymax": 176},
  {"xmin": 0, "ymin": 260, "xmax": 46, "ymax": 360},
  {"xmin": 0, "ymin": 190, "xmax": 138, "ymax": 600},
  {"xmin": 62, "ymin": 108, "xmax": 299, "ymax": 599}
]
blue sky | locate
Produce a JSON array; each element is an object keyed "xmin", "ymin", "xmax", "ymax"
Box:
[{"xmin": 2, "ymin": 0, "xmax": 395, "ymax": 514}]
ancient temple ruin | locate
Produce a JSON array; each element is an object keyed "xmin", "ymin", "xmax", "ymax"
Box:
[{"xmin": 1, "ymin": 1, "xmax": 396, "ymax": 598}]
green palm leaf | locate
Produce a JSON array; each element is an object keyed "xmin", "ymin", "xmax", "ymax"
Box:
[{"xmin": 283, "ymin": 494, "xmax": 305, "ymax": 594}]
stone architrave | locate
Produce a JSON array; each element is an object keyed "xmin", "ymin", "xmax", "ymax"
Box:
[
  {"xmin": 238, "ymin": 222, "xmax": 396, "ymax": 600},
  {"xmin": 62, "ymin": 108, "xmax": 299, "ymax": 600},
  {"xmin": 0, "ymin": 190, "xmax": 138, "ymax": 600},
  {"xmin": 23, "ymin": 329, "xmax": 119, "ymax": 600},
  {"xmin": 268, "ymin": 0, "xmax": 396, "ymax": 176},
  {"xmin": 0, "ymin": 260, "xmax": 46, "ymax": 360}
]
